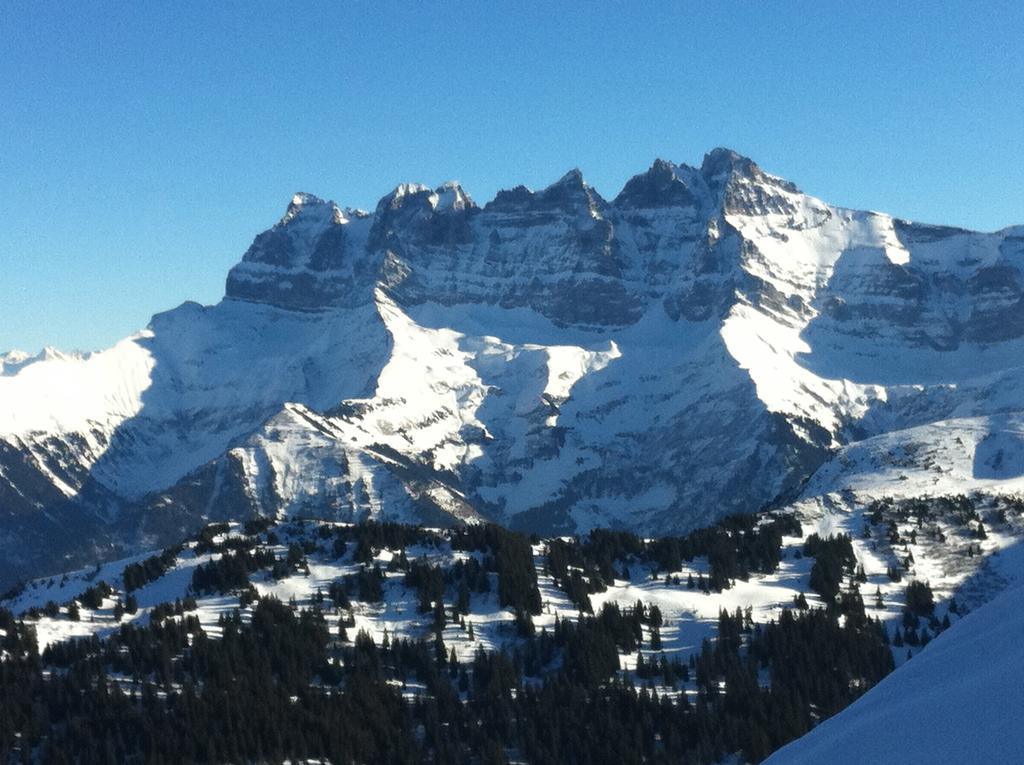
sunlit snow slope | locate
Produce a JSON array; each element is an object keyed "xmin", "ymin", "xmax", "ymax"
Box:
[
  {"xmin": 2, "ymin": 149, "xmax": 1023, "ymax": 586},
  {"xmin": 766, "ymin": 571, "xmax": 1024, "ymax": 765}
]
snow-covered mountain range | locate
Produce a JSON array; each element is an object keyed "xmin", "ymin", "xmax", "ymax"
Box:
[{"xmin": 2, "ymin": 148, "xmax": 1023, "ymax": 587}]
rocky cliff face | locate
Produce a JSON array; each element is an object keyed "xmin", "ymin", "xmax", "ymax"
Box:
[{"xmin": 2, "ymin": 148, "xmax": 1022, "ymax": 587}]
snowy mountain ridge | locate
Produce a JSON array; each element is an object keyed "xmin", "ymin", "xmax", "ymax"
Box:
[{"xmin": 2, "ymin": 147, "xmax": 1023, "ymax": 587}]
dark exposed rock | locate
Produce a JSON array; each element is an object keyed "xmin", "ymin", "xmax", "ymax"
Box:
[{"xmin": 614, "ymin": 159, "xmax": 700, "ymax": 209}]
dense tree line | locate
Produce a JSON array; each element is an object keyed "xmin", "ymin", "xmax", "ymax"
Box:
[
  {"xmin": 547, "ymin": 513, "xmax": 803, "ymax": 610},
  {"xmin": 450, "ymin": 524, "xmax": 543, "ymax": 617},
  {"xmin": 190, "ymin": 548, "xmax": 277, "ymax": 594},
  {"xmin": 122, "ymin": 546, "xmax": 181, "ymax": 592},
  {"xmin": 2, "ymin": 508, "xmax": 948, "ymax": 763},
  {"xmin": 0, "ymin": 570, "xmax": 895, "ymax": 765},
  {"xmin": 803, "ymin": 532, "xmax": 857, "ymax": 602}
]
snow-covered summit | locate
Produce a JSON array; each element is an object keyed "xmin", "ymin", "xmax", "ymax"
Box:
[
  {"xmin": 0, "ymin": 349, "xmax": 32, "ymax": 376},
  {"xmin": 432, "ymin": 181, "xmax": 475, "ymax": 212},
  {"xmin": 1, "ymin": 346, "xmax": 93, "ymax": 377}
]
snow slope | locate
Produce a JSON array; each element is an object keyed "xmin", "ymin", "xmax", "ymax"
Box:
[{"xmin": 766, "ymin": 564, "xmax": 1024, "ymax": 765}]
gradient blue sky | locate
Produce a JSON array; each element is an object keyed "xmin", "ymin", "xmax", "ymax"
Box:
[{"xmin": 2, "ymin": 1, "xmax": 1022, "ymax": 352}]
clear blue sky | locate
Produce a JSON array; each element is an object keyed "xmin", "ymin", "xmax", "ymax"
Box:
[{"xmin": 2, "ymin": 1, "xmax": 1022, "ymax": 352}]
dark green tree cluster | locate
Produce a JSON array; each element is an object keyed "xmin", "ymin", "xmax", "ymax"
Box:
[
  {"xmin": 78, "ymin": 580, "xmax": 114, "ymax": 610},
  {"xmin": 546, "ymin": 537, "xmax": 606, "ymax": 612},
  {"xmin": 803, "ymin": 533, "xmax": 857, "ymax": 602},
  {"xmin": 349, "ymin": 521, "xmax": 439, "ymax": 564},
  {"xmin": 406, "ymin": 558, "xmax": 445, "ymax": 612},
  {"xmin": 149, "ymin": 597, "xmax": 198, "ymax": 623},
  {"xmin": 122, "ymin": 547, "xmax": 181, "ymax": 592},
  {"xmin": 451, "ymin": 524, "xmax": 542, "ymax": 616},
  {"xmin": 192, "ymin": 522, "xmax": 232, "ymax": 554},
  {"xmin": 0, "ymin": 568, "xmax": 898, "ymax": 765},
  {"xmin": 450, "ymin": 556, "xmax": 490, "ymax": 614},
  {"xmin": 355, "ymin": 563, "xmax": 386, "ymax": 603},
  {"xmin": 904, "ymin": 580, "xmax": 935, "ymax": 617},
  {"xmin": 190, "ymin": 548, "xmax": 276, "ymax": 594},
  {"xmin": 546, "ymin": 513, "xmax": 803, "ymax": 605}
]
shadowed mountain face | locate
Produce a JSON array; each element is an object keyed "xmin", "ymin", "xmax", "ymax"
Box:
[{"xmin": 2, "ymin": 148, "xmax": 1023, "ymax": 587}]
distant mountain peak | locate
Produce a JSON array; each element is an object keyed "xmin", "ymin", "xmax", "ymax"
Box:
[
  {"xmin": 373, "ymin": 183, "xmax": 433, "ymax": 215},
  {"xmin": 614, "ymin": 158, "xmax": 702, "ymax": 209},
  {"xmin": 699, "ymin": 147, "xmax": 767, "ymax": 184},
  {"xmin": 700, "ymin": 146, "xmax": 751, "ymax": 174},
  {"xmin": 483, "ymin": 184, "xmax": 535, "ymax": 213},
  {"xmin": 0, "ymin": 346, "xmax": 91, "ymax": 377},
  {"xmin": 548, "ymin": 167, "xmax": 586, "ymax": 188},
  {"xmin": 373, "ymin": 182, "xmax": 479, "ymax": 218},
  {"xmin": 537, "ymin": 167, "xmax": 606, "ymax": 213},
  {"xmin": 700, "ymin": 147, "xmax": 800, "ymax": 195},
  {"xmin": 278, "ymin": 191, "xmax": 349, "ymax": 228},
  {"xmin": 432, "ymin": 181, "xmax": 476, "ymax": 213},
  {"xmin": 290, "ymin": 191, "xmax": 326, "ymax": 207}
]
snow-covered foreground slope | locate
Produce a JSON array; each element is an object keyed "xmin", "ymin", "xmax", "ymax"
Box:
[
  {"xmin": 766, "ymin": 563, "xmax": 1024, "ymax": 765},
  {"xmin": 2, "ymin": 148, "xmax": 1023, "ymax": 587}
]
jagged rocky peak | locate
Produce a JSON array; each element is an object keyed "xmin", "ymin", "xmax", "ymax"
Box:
[
  {"xmin": 279, "ymin": 191, "xmax": 348, "ymax": 226},
  {"xmin": 699, "ymin": 147, "xmax": 797, "ymax": 191},
  {"xmin": 370, "ymin": 180, "xmax": 478, "ymax": 251},
  {"xmin": 221, "ymin": 151, "xmax": 1009, "ymax": 328},
  {"xmin": 8, "ymin": 146, "xmax": 1024, "ymax": 592},
  {"xmin": 538, "ymin": 168, "xmax": 606, "ymax": 214},
  {"xmin": 483, "ymin": 169, "xmax": 605, "ymax": 216},
  {"xmin": 432, "ymin": 181, "xmax": 476, "ymax": 213},
  {"xmin": 233, "ymin": 192, "xmax": 347, "ymax": 272},
  {"xmin": 372, "ymin": 181, "xmax": 478, "ymax": 226},
  {"xmin": 224, "ymin": 189, "xmax": 377, "ymax": 311},
  {"xmin": 372, "ymin": 180, "xmax": 470, "ymax": 208},
  {"xmin": 483, "ymin": 184, "xmax": 534, "ymax": 213},
  {"xmin": 377, "ymin": 183, "xmax": 433, "ymax": 212},
  {"xmin": 699, "ymin": 147, "xmax": 804, "ymax": 217},
  {"xmin": 613, "ymin": 158, "xmax": 704, "ymax": 209},
  {"xmin": 613, "ymin": 149, "xmax": 803, "ymax": 215},
  {"xmin": 700, "ymin": 147, "xmax": 755, "ymax": 180},
  {"xmin": 549, "ymin": 167, "xmax": 585, "ymax": 188}
]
